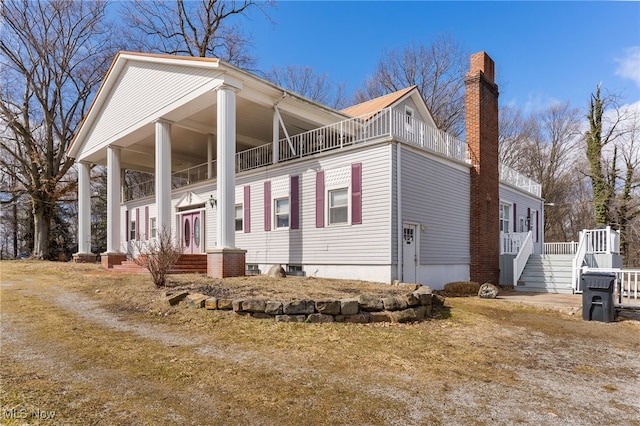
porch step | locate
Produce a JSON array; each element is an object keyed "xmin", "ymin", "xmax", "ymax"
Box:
[
  {"xmin": 516, "ymin": 254, "xmax": 575, "ymax": 294},
  {"xmin": 110, "ymin": 254, "xmax": 208, "ymax": 274}
]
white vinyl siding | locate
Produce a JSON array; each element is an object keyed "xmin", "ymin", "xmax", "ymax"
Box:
[{"xmin": 399, "ymin": 145, "xmax": 471, "ymax": 265}]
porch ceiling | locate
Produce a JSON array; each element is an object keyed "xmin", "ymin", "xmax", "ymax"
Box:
[{"xmin": 82, "ymin": 94, "xmax": 325, "ymax": 173}]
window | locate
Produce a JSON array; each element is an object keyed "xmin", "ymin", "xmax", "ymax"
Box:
[
  {"xmin": 150, "ymin": 217, "xmax": 157, "ymax": 238},
  {"xmin": 130, "ymin": 220, "xmax": 136, "ymax": 241},
  {"xmin": 499, "ymin": 203, "xmax": 510, "ymax": 233},
  {"xmin": 519, "ymin": 216, "xmax": 526, "ymax": 233},
  {"xmin": 235, "ymin": 205, "xmax": 243, "ymax": 231},
  {"xmin": 405, "ymin": 106, "xmax": 414, "ymax": 134},
  {"xmin": 329, "ymin": 188, "xmax": 348, "ymax": 225},
  {"xmin": 274, "ymin": 198, "xmax": 289, "ymax": 228}
]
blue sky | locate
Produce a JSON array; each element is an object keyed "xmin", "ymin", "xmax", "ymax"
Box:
[{"xmin": 248, "ymin": 1, "xmax": 640, "ymax": 113}]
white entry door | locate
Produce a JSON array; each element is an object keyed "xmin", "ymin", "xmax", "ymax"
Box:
[{"xmin": 403, "ymin": 223, "xmax": 417, "ymax": 283}]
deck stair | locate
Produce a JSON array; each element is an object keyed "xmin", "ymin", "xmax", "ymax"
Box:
[
  {"xmin": 515, "ymin": 254, "xmax": 574, "ymax": 294},
  {"xmin": 110, "ymin": 254, "xmax": 208, "ymax": 274}
]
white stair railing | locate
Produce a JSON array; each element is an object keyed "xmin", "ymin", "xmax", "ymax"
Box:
[
  {"xmin": 512, "ymin": 231, "xmax": 533, "ymax": 287},
  {"xmin": 572, "ymin": 231, "xmax": 588, "ymax": 292}
]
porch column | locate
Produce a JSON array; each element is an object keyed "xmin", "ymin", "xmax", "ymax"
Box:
[
  {"xmin": 207, "ymin": 133, "xmax": 214, "ymax": 179},
  {"xmin": 216, "ymin": 85, "xmax": 237, "ymax": 249},
  {"xmin": 73, "ymin": 161, "xmax": 95, "ymax": 263},
  {"xmin": 103, "ymin": 145, "xmax": 126, "ymax": 268},
  {"xmin": 272, "ymin": 109, "xmax": 279, "ymax": 164},
  {"xmin": 208, "ymin": 83, "xmax": 246, "ymax": 278},
  {"xmin": 155, "ymin": 120, "xmax": 172, "ymax": 235}
]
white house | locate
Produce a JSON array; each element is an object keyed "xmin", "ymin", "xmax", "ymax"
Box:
[{"xmin": 68, "ymin": 51, "xmax": 544, "ymax": 289}]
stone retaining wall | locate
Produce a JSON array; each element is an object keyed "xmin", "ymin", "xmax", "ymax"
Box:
[{"xmin": 167, "ymin": 286, "xmax": 433, "ymax": 324}]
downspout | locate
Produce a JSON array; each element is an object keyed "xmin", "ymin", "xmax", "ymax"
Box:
[{"xmin": 396, "ymin": 142, "xmax": 402, "ymax": 282}]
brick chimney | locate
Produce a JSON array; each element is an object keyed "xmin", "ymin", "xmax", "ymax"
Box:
[{"xmin": 465, "ymin": 52, "xmax": 500, "ymax": 284}]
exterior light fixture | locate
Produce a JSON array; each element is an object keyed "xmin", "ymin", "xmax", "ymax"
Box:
[{"xmin": 209, "ymin": 195, "xmax": 217, "ymax": 208}]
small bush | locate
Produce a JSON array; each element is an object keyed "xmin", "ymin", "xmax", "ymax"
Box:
[
  {"xmin": 130, "ymin": 226, "xmax": 182, "ymax": 287},
  {"xmin": 443, "ymin": 281, "xmax": 481, "ymax": 297}
]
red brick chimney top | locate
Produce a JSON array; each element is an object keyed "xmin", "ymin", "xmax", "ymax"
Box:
[{"xmin": 468, "ymin": 51, "xmax": 495, "ymax": 84}]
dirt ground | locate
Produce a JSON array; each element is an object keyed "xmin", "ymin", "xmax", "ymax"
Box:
[{"xmin": 1, "ymin": 261, "xmax": 639, "ymax": 425}]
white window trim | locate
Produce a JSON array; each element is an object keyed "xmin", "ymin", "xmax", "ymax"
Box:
[
  {"xmin": 273, "ymin": 197, "xmax": 290, "ymax": 230},
  {"xmin": 326, "ymin": 184, "xmax": 351, "ymax": 227},
  {"xmin": 150, "ymin": 217, "xmax": 157, "ymax": 239},
  {"xmin": 235, "ymin": 204, "xmax": 243, "ymax": 232},
  {"xmin": 499, "ymin": 202, "xmax": 511, "ymax": 234},
  {"xmin": 130, "ymin": 219, "xmax": 136, "ymax": 241}
]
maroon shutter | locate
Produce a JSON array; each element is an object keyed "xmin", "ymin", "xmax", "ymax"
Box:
[
  {"xmin": 351, "ymin": 163, "xmax": 362, "ymax": 224},
  {"xmin": 135, "ymin": 208, "xmax": 140, "ymax": 240},
  {"xmin": 244, "ymin": 185, "xmax": 251, "ymax": 233},
  {"xmin": 513, "ymin": 203, "xmax": 517, "ymax": 232},
  {"xmin": 291, "ymin": 176, "xmax": 299, "ymax": 230},
  {"xmin": 536, "ymin": 210, "xmax": 539, "ymax": 242},
  {"xmin": 315, "ymin": 171, "xmax": 324, "ymax": 228},
  {"xmin": 527, "ymin": 208, "xmax": 531, "ymax": 231},
  {"xmin": 264, "ymin": 181, "xmax": 271, "ymax": 231},
  {"xmin": 145, "ymin": 206, "xmax": 149, "ymax": 240},
  {"xmin": 125, "ymin": 210, "xmax": 129, "ymax": 242}
]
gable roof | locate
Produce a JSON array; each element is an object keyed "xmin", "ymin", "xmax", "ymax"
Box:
[
  {"xmin": 341, "ymin": 86, "xmax": 416, "ymax": 118},
  {"xmin": 341, "ymin": 86, "xmax": 437, "ymax": 129}
]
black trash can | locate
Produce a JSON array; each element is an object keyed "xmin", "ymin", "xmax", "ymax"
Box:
[{"xmin": 582, "ymin": 272, "xmax": 616, "ymax": 323}]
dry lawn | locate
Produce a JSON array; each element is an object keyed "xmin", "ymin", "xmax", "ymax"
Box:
[{"xmin": 1, "ymin": 261, "xmax": 639, "ymax": 425}]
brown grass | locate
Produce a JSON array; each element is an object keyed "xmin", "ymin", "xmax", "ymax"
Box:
[{"xmin": 2, "ymin": 261, "xmax": 640, "ymax": 425}]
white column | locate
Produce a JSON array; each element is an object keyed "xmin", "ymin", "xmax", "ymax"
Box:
[
  {"xmin": 272, "ymin": 109, "xmax": 279, "ymax": 164},
  {"xmin": 106, "ymin": 146, "xmax": 121, "ymax": 253},
  {"xmin": 77, "ymin": 161, "xmax": 91, "ymax": 254},
  {"xmin": 216, "ymin": 85, "xmax": 237, "ymax": 249},
  {"xmin": 155, "ymin": 120, "xmax": 172, "ymax": 236},
  {"xmin": 207, "ymin": 133, "xmax": 214, "ymax": 179}
]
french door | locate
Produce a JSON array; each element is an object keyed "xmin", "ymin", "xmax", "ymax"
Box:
[{"xmin": 181, "ymin": 212, "xmax": 202, "ymax": 254}]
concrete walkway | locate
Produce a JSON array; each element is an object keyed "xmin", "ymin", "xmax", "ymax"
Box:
[{"xmin": 495, "ymin": 291, "xmax": 583, "ymax": 314}]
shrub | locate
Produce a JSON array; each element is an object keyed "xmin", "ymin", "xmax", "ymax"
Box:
[
  {"xmin": 130, "ymin": 227, "xmax": 182, "ymax": 287},
  {"xmin": 443, "ymin": 281, "xmax": 481, "ymax": 297}
]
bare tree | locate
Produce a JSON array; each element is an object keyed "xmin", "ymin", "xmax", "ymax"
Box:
[
  {"xmin": 354, "ymin": 34, "xmax": 468, "ymax": 137},
  {"xmin": 264, "ymin": 65, "xmax": 348, "ymax": 109},
  {"xmin": 0, "ymin": 0, "xmax": 118, "ymax": 259},
  {"xmin": 121, "ymin": 0, "xmax": 273, "ymax": 67},
  {"xmin": 498, "ymin": 105, "xmax": 534, "ymax": 169},
  {"xmin": 130, "ymin": 227, "xmax": 182, "ymax": 287}
]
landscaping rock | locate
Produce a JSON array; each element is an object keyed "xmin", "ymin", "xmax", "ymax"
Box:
[
  {"xmin": 275, "ymin": 314, "xmax": 306, "ymax": 323},
  {"xmin": 165, "ymin": 291, "xmax": 188, "ymax": 306},
  {"xmin": 358, "ymin": 295, "xmax": 384, "ymax": 312},
  {"xmin": 217, "ymin": 299, "xmax": 234, "ymax": 310},
  {"xmin": 370, "ymin": 311, "xmax": 393, "ymax": 323},
  {"xmin": 414, "ymin": 305, "xmax": 428, "ymax": 321},
  {"xmin": 337, "ymin": 313, "xmax": 371, "ymax": 323},
  {"xmin": 267, "ymin": 264, "xmax": 287, "ymax": 278},
  {"xmin": 478, "ymin": 283, "xmax": 500, "ymax": 299},
  {"xmin": 242, "ymin": 299, "xmax": 266, "ymax": 313},
  {"xmin": 264, "ymin": 301, "xmax": 283, "ymax": 315},
  {"xmin": 185, "ymin": 293, "xmax": 208, "ymax": 309},
  {"xmin": 340, "ymin": 299, "xmax": 359, "ymax": 315},
  {"xmin": 315, "ymin": 300, "xmax": 341, "ymax": 315},
  {"xmin": 390, "ymin": 308, "xmax": 417, "ymax": 323},
  {"xmin": 403, "ymin": 293, "xmax": 420, "ymax": 307},
  {"xmin": 413, "ymin": 286, "xmax": 433, "ymax": 306},
  {"xmin": 382, "ymin": 296, "xmax": 407, "ymax": 311},
  {"xmin": 232, "ymin": 299, "xmax": 245, "ymax": 312},
  {"xmin": 283, "ymin": 300, "xmax": 315, "ymax": 315},
  {"xmin": 204, "ymin": 298, "xmax": 218, "ymax": 310},
  {"xmin": 306, "ymin": 313, "xmax": 334, "ymax": 323}
]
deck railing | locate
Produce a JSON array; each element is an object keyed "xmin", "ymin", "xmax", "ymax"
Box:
[
  {"xmin": 499, "ymin": 164, "xmax": 542, "ymax": 197},
  {"xmin": 501, "ymin": 232, "xmax": 529, "ymax": 254},
  {"xmin": 544, "ymin": 241, "xmax": 579, "ymax": 255},
  {"xmin": 123, "ymin": 106, "xmax": 540, "ymax": 201}
]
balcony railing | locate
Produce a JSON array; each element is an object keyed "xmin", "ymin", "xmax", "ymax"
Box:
[
  {"xmin": 499, "ymin": 164, "xmax": 542, "ymax": 197},
  {"xmin": 124, "ymin": 106, "xmax": 540, "ymax": 201}
]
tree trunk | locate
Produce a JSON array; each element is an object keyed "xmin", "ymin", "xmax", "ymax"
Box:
[{"xmin": 31, "ymin": 197, "xmax": 52, "ymax": 260}]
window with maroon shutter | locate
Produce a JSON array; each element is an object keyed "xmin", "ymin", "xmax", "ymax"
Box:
[
  {"xmin": 513, "ymin": 203, "xmax": 517, "ymax": 232},
  {"xmin": 135, "ymin": 208, "xmax": 140, "ymax": 241},
  {"xmin": 125, "ymin": 210, "xmax": 129, "ymax": 242},
  {"xmin": 145, "ymin": 206, "xmax": 149, "ymax": 240}
]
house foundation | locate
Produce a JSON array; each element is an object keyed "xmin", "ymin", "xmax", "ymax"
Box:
[
  {"xmin": 72, "ymin": 252, "xmax": 97, "ymax": 263},
  {"xmin": 207, "ymin": 248, "xmax": 247, "ymax": 278},
  {"xmin": 101, "ymin": 252, "xmax": 127, "ymax": 269}
]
